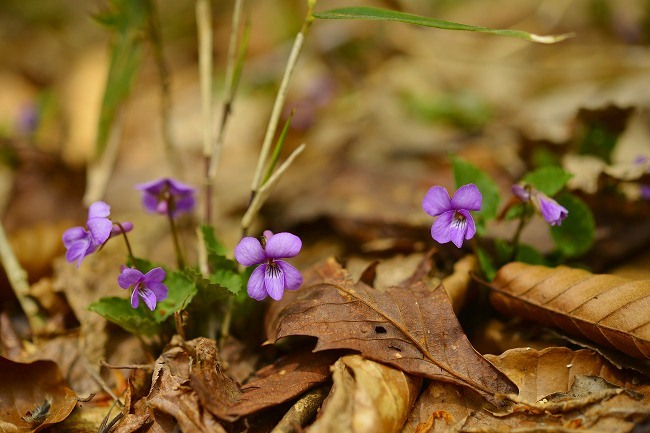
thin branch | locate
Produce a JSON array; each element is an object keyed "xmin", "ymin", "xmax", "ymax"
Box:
[
  {"xmin": 0, "ymin": 221, "xmax": 43, "ymax": 333},
  {"xmin": 249, "ymin": 2, "xmax": 316, "ymax": 193},
  {"xmin": 241, "ymin": 143, "xmax": 306, "ymax": 233}
]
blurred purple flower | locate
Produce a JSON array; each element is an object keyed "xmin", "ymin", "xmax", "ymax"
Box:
[
  {"xmin": 234, "ymin": 231, "xmax": 303, "ymax": 301},
  {"xmin": 422, "ymin": 184, "xmax": 482, "ymax": 248},
  {"xmin": 62, "ymin": 201, "xmax": 132, "ymax": 267},
  {"xmin": 512, "ymin": 184, "xmax": 568, "ymax": 226},
  {"xmin": 534, "ymin": 194, "xmax": 568, "ymax": 226},
  {"xmin": 135, "ymin": 178, "xmax": 195, "ymax": 217},
  {"xmin": 118, "ymin": 266, "xmax": 168, "ymax": 311},
  {"xmin": 641, "ymin": 185, "xmax": 650, "ymax": 200}
]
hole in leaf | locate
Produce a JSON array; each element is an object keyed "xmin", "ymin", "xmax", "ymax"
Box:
[{"xmin": 375, "ymin": 326, "xmax": 387, "ymax": 334}]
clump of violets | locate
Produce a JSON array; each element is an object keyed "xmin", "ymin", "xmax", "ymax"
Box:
[
  {"xmin": 135, "ymin": 178, "xmax": 196, "ymax": 217},
  {"xmin": 62, "ymin": 201, "xmax": 133, "ymax": 267},
  {"xmin": 235, "ymin": 231, "xmax": 303, "ymax": 301},
  {"xmin": 512, "ymin": 184, "xmax": 568, "ymax": 226},
  {"xmin": 118, "ymin": 267, "xmax": 168, "ymax": 311},
  {"xmin": 422, "ymin": 184, "xmax": 482, "ymax": 248}
]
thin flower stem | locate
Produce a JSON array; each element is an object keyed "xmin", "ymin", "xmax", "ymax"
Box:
[
  {"xmin": 250, "ymin": 1, "xmax": 316, "ymax": 193},
  {"xmin": 219, "ymin": 296, "xmax": 235, "ymax": 343},
  {"xmin": 510, "ymin": 211, "xmax": 530, "ymax": 262},
  {"xmin": 116, "ymin": 222, "xmax": 136, "ymax": 265},
  {"xmin": 168, "ymin": 213, "xmax": 186, "ymax": 269}
]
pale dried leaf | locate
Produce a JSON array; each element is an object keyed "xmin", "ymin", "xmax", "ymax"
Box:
[{"xmin": 309, "ymin": 355, "xmax": 420, "ymax": 433}]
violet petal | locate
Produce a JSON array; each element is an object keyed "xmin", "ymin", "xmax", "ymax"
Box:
[
  {"xmin": 143, "ymin": 267, "xmax": 166, "ymax": 284},
  {"xmin": 135, "ymin": 179, "xmax": 166, "ymax": 194},
  {"xmin": 62, "ymin": 226, "xmax": 87, "ymax": 247},
  {"xmin": 131, "ymin": 287, "xmax": 140, "ymax": 309},
  {"xmin": 537, "ymin": 194, "xmax": 568, "ymax": 226},
  {"xmin": 448, "ymin": 213, "xmax": 469, "ymax": 248},
  {"xmin": 88, "ymin": 201, "xmax": 111, "ymax": 219},
  {"xmin": 451, "ymin": 183, "xmax": 482, "ymax": 211},
  {"xmin": 247, "ymin": 265, "xmax": 267, "ymax": 301},
  {"xmin": 265, "ymin": 232, "xmax": 302, "ymax": 259},
  {"xmin": 147, "ymin": 282, "xmax": 168, "ymax": 301},
  {"xmin": 422, "ymin": 186, "xmax": 452, "ymax": 217},
  {"xmin": 87, "ymin": 217, "xmax": 113, "ymax": 245},
  {"xmin": 65, "ymin": 237, "xmax": 91, "ymax": 266},
  {"xmin": 235, "ymin": 237, "xmax": 267, "ymax": 266},
  {"xmin": 139, "ymin": 286, "xmax": 158, "ymax": 311},
  {"xmin": 166, "ymin": 178, "xmax": 195, "ymax": 194},
  {"xmin": 458, "ymin": 209, "xmax": 477, "ymax": 241},
  {"xmin": 277, "ymin": 261, "xmax": 302, "ymax": 291},
  {"xmin": 430, "ymin": 210, "xmax": 454, "ymax": 244},
  {"xmin": 173, "ymin": 194, "xmax": 195, "ymax": 214},
  {"xmin": 511, "ymin": 184, "xmax": 530, "ymax": 202},
  {"xmin": 118, "ymin": 268, "xmax": 144, "ymax": 289},
  {"xmin": 264, "ymin": 265, "xmax": 285, "ymax": 301}
]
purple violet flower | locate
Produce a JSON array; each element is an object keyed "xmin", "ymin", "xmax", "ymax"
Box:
[
  {"xmin": 641, "ymin": 185, "xmax": 650, "ymax": 200},
  {"xmin": 512, "ymin": 184, "xmax": 568, "ymax": 226},
  {"xmin": 422, "ymin": 184, "xmax": 482, "ymax": 248},
  {"xmin": 118, "ymin": 266, "xmax": 168, "ymax": 311},
  {"xmin": 135, "ymin": 178, "xmax": 196, "ymax": 217},
  {"xmin": 234, "ymin": 231, "xmax": 303, "ymax": 301},
  {"xmin": 62, "ymin": 201, "xmax": 132, "ymax": 267},
  {"xmin": 534, "ymin": 193, "xmax": 568, "ymax": 226}
]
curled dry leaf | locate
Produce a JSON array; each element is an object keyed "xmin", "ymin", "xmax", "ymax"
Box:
[
  {"xmin": 266, "ymin": 258, "xmax": 517, "ymax": 406},
  {"xmin": 0, "ymin": 357, "xmax": 77, "ymax": 433},
  {"xmin": 309, "ymin": 355, "xmax": 421, "ymax": 433},
  {"xmin": 226, "ymin": 350, "xmax": 341, "ymax": 418},
  {"xmin": 402, "ymin": 347, "xmax": 650, "ymax": 433},
  {"xmin": 489, "ymin": 262, "xmax": 650, "ymax": 359}
]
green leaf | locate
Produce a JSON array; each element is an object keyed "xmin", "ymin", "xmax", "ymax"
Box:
[
  {"xmin": 185, "ymin": 267, "xmax": 242, "ymax": 306},
  {"xmin": 94, "ymin": 0, "xmax": 152, "ymax": 156},
  {"xmin": 151, "ymin": 271, "xmax": 198, "ymax": 323},
  {"xmin": 452, "ymin": 157, "xmax": 501, "ymax": 228},
  {"xmin": 314, "ymin": 7, "xmax": 574, "ymax": 44},
  {"xmin": 495, "ymin": 239, "xmax": 546, "ymax": 265},
  {"xmin": 200, "ymin": 225, "xmax": 238, "ymax": 272},
  {"xmin": 476, "ymin": 246, "xmax": 497, "ymax": 282},
  {"xmin": 522, "ymin": 166, "xmax": 572, "ymax": 196},
  {"xmin": 550, "ymin": 192, "xmax": 595, "ymax": 258},
  {"xmin": 88, "ymin": 297, "xmax": 161, "ymax": 336}
]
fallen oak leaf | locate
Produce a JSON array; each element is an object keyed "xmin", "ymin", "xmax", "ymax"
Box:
[
  {"xmin": 265, "ymin": 258, "xmax": 518, "ymax": 407},
  {"xmin": 488, "ymin": 262, "xmax": 650, "ymax": 359}
]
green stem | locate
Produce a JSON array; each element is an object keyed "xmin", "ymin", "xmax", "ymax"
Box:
[
  {"xmin": 510, "ymin": 211, "xmax": 530, "ymax": 262},
  {"xmin": 116, "ymin": 222, "xmax": 137, "ymax": 265},
  {"xmin": 167, "ymin": 213, "xmax": 186, "ymax": 269},
  {"xmin": 219, "ymin": 296, "xmax": 235, "ymax": 344}
]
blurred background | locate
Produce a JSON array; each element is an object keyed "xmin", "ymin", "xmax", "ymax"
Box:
[{"xmin": 1, "ymin": 0, "xmax": 650, "ymax": 293}]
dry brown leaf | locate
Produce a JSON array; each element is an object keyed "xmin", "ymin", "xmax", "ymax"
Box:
[
  {"xmin": 266, "ymin": 258, "xmax": 517, "ymax": 406},
  {"xmin": 114, "ymin": 338, "xmax": 229, "ymax": 433},
  {"xmin": 309, "ymin": 355, "xmax": 421, "ymax": 433},
  {"xmin": 226, "ymin": 350, "xmax": 341, "ymax": 418},
  {"xmin": 489, "ymin": 262, "xmax": 650, "ymax": 360},
  {"xmin": 0, "ymin": 357, "xmax": 78, "ymax": 433},
  {"xmin": 402, "ymin": 347, "xmax": 650, "ymax": 433}
]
